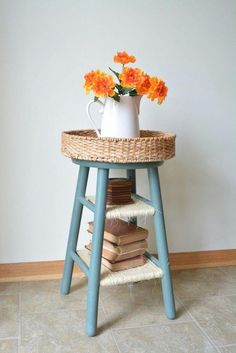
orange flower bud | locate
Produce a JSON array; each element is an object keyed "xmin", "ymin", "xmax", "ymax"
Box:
[
  {"xmin": 147, "ymin": 77, "xmax": 168, "ymax": 104},
  {"xmin": 114, "ymin": 51, "xmax": 136, "ymax": 65}
]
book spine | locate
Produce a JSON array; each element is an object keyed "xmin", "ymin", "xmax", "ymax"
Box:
[
  {"xmin": 87, "ymin": 226, "xmax": 119, "ymax": 245},
  {"xmin": 114, "ymin": 248, "xmax": 147, "ymax": 262},
  {"xmin": 86, "ymin": 243, "xmax": 119, "ymax": 262},
  {"xmin": 101, "ymin": 255, "xmax": 146, "ymax": 272},
  {"xmin": 118, "ymin": 233, "xmax": 148, "ymax": 245},
  {"xmin": 103, "ymin": 240, "xmax": 147, "ymax": 254}
]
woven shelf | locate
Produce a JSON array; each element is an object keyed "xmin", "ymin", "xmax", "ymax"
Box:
[
  {"xmin": 78, "ymin": 249, "xmax": 163, "ymax": 286},
  {"xmin": 87, "ymin": 195, "xmax": 155, "ymax": 219},
  {"xmin": 61, "ymin": 129, "xmax": 176, "ymax": 163}
]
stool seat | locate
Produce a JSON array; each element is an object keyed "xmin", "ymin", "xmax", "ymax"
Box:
[{"xmin": 78, "ymin": 249, "xmax": 163, "ymax": 286}]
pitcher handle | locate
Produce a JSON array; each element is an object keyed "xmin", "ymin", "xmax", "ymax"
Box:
[{"xmin": 86, "ymin": 100, "xmax": 105, "ymax": 137}]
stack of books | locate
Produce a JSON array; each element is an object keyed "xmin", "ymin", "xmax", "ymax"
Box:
[
  {"xmin": 85, "ymin": 218, "xmax": 148, "ymax": 271},
  {"xmin": 106, "ymin": 178, "xmax": 133, "ymax": 205}
]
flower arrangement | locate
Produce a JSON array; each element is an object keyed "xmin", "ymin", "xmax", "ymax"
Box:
[{"xmin": 83, "ymin": 51, "xmax": 168, "ymax": 105}]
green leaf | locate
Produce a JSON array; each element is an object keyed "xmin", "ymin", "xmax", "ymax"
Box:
[
  {"xmin": 129, "ymin": 89, "xmax": 138, "ymax": 96},
  {"xmin": 109, "ymin": 67, "xmax": 120, "ymax": 81},
  {"xmin": 94, "ymin": 96, "xmax": 99, "ymax": 102},
  {"xmin": 123, "ymin": 88, "xmax": 133, "ymax": 95},
  {"xmin": 112, "ymin": 93, "xmax": 120, "ymax": 102},
  {"xmin": 115, "ymin": 84, "xmax": 133, "ymax": 95},
  {"xmin": 115, "ymin": 84, "xmax": 123, "ymax": 94}
]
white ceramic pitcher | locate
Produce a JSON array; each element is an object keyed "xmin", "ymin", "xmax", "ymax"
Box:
[{"xmin": 86, "ymin": 95, "xmax": 142, "ymax": 138}]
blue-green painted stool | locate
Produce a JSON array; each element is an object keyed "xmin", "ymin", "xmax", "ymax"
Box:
[{"xmin": 61, "ymin": 159, "xmax": 176, "ymax": 336}]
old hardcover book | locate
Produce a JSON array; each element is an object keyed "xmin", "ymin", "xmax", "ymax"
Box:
[
  {"xmin": 87, "ymin": 218, "xmax": 148, "ymax": 245},
  {"xmin": 85, "ymin": 239, "xmax": 147, "ymax": 263},
  {"xmin": 107, "ymin": 178, "xmax": 133, "ymax": 205},
  {"xmin": 101, "ymin": 255, "xmax": 146, "ymax": 272}
]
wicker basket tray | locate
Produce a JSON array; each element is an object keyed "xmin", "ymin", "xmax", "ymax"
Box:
[{"xmin": 61, "ymin": 129, "xmax": 176, "ymax": 163}]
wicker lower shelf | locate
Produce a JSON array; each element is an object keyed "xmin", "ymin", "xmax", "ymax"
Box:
[
  {"xmin": 78, "ymin": 249, "xmax": 163, "ymax": 286},
  {"xmin": 61, "ymin": 129, "xmax": 176, "ymax": 163},
  {"xmin": 87, "ymin": 195, "xmax": 155, "ymax": 219}
]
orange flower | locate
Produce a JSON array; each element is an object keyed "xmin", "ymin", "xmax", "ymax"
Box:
[
  {"xmin": 119, "ymin": 67, "xmax": 143, "ymax": 89},
  {"xmin": 83, "ymin": 70, "xmax": 97, "ymax": 94},
  {"xmin": 83, "ymin": 70, "xmax": 115, "ymax": 98},
  {"xmin": 136, "ymin": 73, "xmax": 151, "ymax": 95},
  {"xmin": 147, "ymin": 77, "xmax": 168, "ymax": 104},
  {"xmin": 114, "ymin": 51, "xmax": 136, "ymax": 65},
  {"xmin": 92, "ymin": 71, "xmax": 115, "ymax": 98}
]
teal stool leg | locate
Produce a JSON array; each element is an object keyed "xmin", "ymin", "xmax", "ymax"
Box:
[
  {"xmin": 86, "ymin": 168, "xmax": 109, "ymax": 337},
  {"xmin": 61, "ymin": 166, "xmax": 89, "ymax": 295},
  {"xmin": 127, "ymin": 169, "xmax": 137, "ymax": 225},
  {"xmin": 127, "ymin": 169, "xmax": 136, "ymax": 194},
  {"xmin": 148, "ymin": 167, "xmax": 176, "ymax": 319}
]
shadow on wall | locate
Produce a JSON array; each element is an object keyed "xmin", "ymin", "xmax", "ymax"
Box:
[{"xmin": 145, "ymin": 139, "xmax": 232, "ymax": 253}]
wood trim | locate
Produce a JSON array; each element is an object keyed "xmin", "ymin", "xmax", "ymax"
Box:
[
  {"xmin": 0, "ymin": 249, "xmax": 236, "ymax": 282},
  {"xmin": 169, "ymin": 249, "xmax": 236, "ymax": 270},
  {"xmin": 0, "ymin": 260, "xmax": 83, "ymax": 283}
]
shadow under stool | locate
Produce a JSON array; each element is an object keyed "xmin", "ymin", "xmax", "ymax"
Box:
[{"xmin": 61, "ymin": 159, "xmax": 176, "ymax": 336}]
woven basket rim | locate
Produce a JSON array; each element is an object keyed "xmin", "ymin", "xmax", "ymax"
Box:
[
  {"xmin": 61, "ymin": 129, "xmax": 176, "ymax": 163},
  {"xmin": 62, "ymin": 129, "xmax": 176, "ymax": 141}
]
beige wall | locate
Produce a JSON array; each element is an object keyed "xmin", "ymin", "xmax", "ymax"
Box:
[{"xmin": 0, "ymin": 0, "xmax": 236, "ymax": 263}]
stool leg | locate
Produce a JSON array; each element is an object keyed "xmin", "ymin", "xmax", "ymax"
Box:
[
  {"xmin": 127, "ymin": 169, "xmax": 137, "ymax": 225},
  {"xmin": 127, "ymin": 169, "xmax": 136, "ymax": 194},
  {"xmin": 86, "ymin": 168, "xmax": 109, "ymax": 337},
  {"xmin": 61, "ymin": 166, "xmax": 89, "ymax": 295},
  {"xmin": 148, "ymin": 167, "xmax": 176, "ymax": 319}
]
